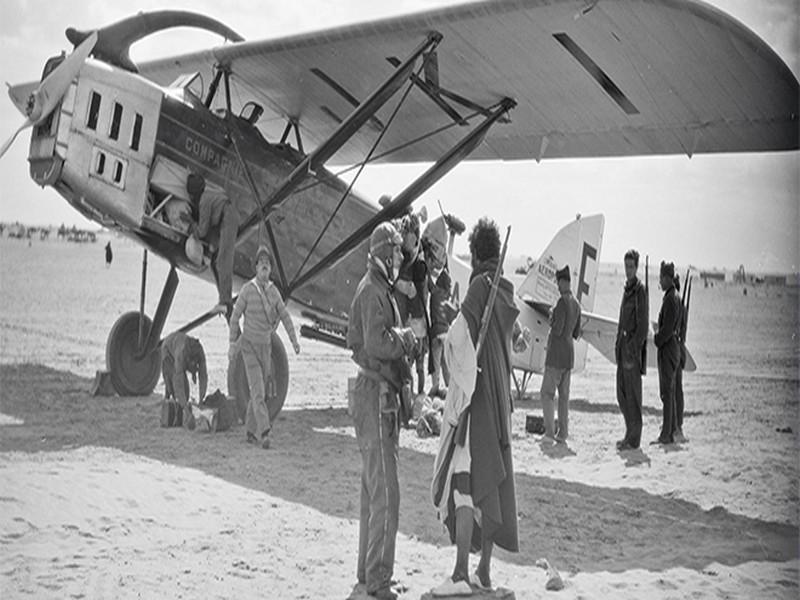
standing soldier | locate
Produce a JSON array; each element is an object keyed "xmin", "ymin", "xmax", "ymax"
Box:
[
  {"xmin": 652, "ymin": 261, "xmax": 681, "ymax": 445},
  {"xmin": 539, "ymin": 265, "xmax": 582, "ymax": 443},
  {"xmin": 673, "ymin": 275, "xmax": 687, "ymax": 443},
  {"xmin": 228, "ymin": 245, "xmax": 300, "ymax": 450},
  {"xmin": 615, "ymin": 249, "xmax": 648, "ymax": 451},
  {"xmin": 346, "ymin": 222, "xmax": 416, "ymax": 600}
]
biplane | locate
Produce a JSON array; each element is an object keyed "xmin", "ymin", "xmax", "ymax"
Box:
[{"xmin": 2, "ymin": 1, "xmax": 797, "ymax": 416}]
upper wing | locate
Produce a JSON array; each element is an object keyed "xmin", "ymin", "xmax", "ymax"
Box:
[{"xmin": 132, "ymin": 0, "xmax": 798, "ymax": 164}]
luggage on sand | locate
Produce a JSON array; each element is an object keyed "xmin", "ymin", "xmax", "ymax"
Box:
[
  {"xmin": 202, "ymin": 389, "xmax": 236, "ymax": 432},
  {"xmin": 161, "ymin": 389, "xmax": 235, "ymax": 432}
]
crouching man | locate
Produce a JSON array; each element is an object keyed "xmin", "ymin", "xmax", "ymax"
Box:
[
  {"xmin": 346, "ymin": 222, "xmax": 417, "ymax": 600},
  {"xmin": 161, "ymin": 331, "xmax": 207, "ymax": 427}
]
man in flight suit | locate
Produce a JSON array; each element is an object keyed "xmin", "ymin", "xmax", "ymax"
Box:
[
  {"xmin": 346, "ymin": 222, "xmax": 416, "ymax": 600},
  {"xmin": 186, "ymin": 172, "xmax": 240, "ymax": 317}
]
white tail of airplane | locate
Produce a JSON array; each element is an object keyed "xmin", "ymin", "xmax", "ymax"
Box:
[
  {"xmin": 447, "ymin": 214, "xmax": 604, "ymax": 381},
  {"xmin": 512, "ymin": 214, "xmax": 604, "ymax": 375}
]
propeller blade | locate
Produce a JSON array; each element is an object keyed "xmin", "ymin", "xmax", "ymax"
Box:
[
  {"xmin": 26, "ymin": 31, "xmax": 97, "ymax": 124},
  {"xmin": 0, "ymin": 119, "xmax": 33, "ymax": 160},
  {"xmin": 6, "ymin": 82, "xmax": 33, "ymax": 116}
]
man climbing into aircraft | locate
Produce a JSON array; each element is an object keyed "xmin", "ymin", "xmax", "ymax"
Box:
[
  {"xmin": 539, "ymin": 265, "xmax": 582, "ymax": 443},
  {"xmin": 228, "ymin": 245, "xmax": 301, "ymax": 449},
  {"xmin": 186, "ymin": 172, "xmax": 240, "ymax": 318},
  {"xmin": 615, "ymin": 249, "xmax": 648, "ymax": 451},
  {"xmin": 652, "ymin": 261, "xmax": 681, "ymax": 446},
  {"xmin": 346, "ymin": 221, "xmax": 417, "ymax": 600},
  {"xmin": 161, "ymin": 330, "xmax": 208, "ymax": 429}
]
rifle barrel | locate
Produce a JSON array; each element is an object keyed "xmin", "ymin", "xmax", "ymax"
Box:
[{"xmin": 475, "ymin": 226, "xmax": 511, "ymax": 360}]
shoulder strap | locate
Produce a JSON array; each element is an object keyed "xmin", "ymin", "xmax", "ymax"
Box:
[{"xmin": 250, "ymin": 280, "xmax": 275, "ymax": 326}]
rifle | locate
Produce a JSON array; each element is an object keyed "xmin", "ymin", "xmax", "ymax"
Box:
[
  {"xmin": 475, "ymin": 226, "xmax": 512, "ymax": 362},
  {"xmin": 683, "ymin": 275, "xmax": 692, "ymax": 343},
  {"xmin": 641, "ymin": 255, "xmax": 649, "ymax": 375},
  {"xmin": 453, "ymin": 225, "xmax": 511, "ymax": 446}
]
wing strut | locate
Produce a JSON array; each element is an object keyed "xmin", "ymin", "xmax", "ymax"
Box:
[
  {"xmin": 287, "ymin": 97, "xmax": 516, "ymax": 295},
  {"xmin": 235, "ymin": 31, "xmax": 443, "ymax": 239}
]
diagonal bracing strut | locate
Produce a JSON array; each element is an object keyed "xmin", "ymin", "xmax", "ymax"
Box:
[{"xmin": 235, "ymin": 31, "xmax": 443, "ymax": 239}]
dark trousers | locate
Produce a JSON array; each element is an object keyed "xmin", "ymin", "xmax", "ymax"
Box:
[
  {"xmin": 657, "ymin": 344, "xmax": 679, "ymax": 442},
  {"xmin": 206, "ymin": 205, "xmax": 240, "ymax": 306},
  {"xmin": 352, "ymin": 374, "xmax": 399, "ymax": 595},
  {"xmin": 616, "ymin": 365, "xmax": 642, "ymax": 448},
  {"xmin": 673, "ymin": 366, "xmax": 684, "ymax": 432},
  {"xmin": 161, "ymin": 355, "xmax": 189, "ymax": 407}
]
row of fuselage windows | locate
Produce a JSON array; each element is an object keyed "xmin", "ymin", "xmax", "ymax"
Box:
[{"xmin": 87, "ymin": 91, "xmax": 143, "ymax": 152}]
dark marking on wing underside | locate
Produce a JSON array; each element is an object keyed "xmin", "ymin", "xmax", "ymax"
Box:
[{"xmin": 554, "ymin": 32, "xmax": 639, "ymax": 116}]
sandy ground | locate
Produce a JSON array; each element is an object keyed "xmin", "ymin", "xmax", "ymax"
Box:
[{"xmin": 1, "ymin": 237, "xmax": 799, "ymax": 599}]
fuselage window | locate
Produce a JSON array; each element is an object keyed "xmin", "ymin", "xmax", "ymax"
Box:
[
  {"xmin": 113, "ymin": 160, "xmax": 123, "ymax": 183},
  {"xmin": 87, "ymin": 91, "xmax": 101, "ymax": 130},
  {"xmin": 109, "ymin": 102, "xmax": 123, "ymax": 140},
  {"xmin": 95, "ymin": 151, "xmax": 106, "ymax": 175},
  {"xmin": 131, "ymin": 113, "xmax": 143, "ymax": 151}
]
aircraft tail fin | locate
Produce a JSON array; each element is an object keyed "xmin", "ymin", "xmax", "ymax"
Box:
[
  {"xmin": 517, "ymin": 214, "xmax": 604, "ymax": 313},
  {"xmin": 515, "ymin": 214, "xmax": 603, "ymax": 373}
]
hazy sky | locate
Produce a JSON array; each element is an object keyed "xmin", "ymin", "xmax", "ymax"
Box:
[{"xmin": 0, "ymin": 0, "xmax": 797, "ymax": 272}]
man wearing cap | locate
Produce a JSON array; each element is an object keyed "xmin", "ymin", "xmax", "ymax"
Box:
[
  {"xmin": 539, "ymin": 265, "xmax": 582, "ymax": 443},
  {"xmin": 228, "ymin": 245, "xmax": 300, "ymax": 449},
  {"xmin": 421, "ymin": 216, "xmax": 454, "ymax": 397},
  {"xmin": 652, "ymin": 261, "xmax": 681, "ymax": 445},
  {"xmin": 346, "ymin": 221, "xmax": 416, "ymax": 600},
  {"xmin": 394, "ymin": 211, "xmax": 429, "ymax": 395},
  {"xmin": 615, "ymin": 249, "xmax": 648, "ymax": 451},
  {"xmin": 186, "ymin": 172, "xmax": 240, "ymax": 317}
]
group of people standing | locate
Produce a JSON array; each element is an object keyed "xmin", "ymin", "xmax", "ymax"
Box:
[
  {"xmin": 614, "ymin": 250, "xmax": 688, "ymax": 450},
  {"xmin": 347, "ymin": 216, "xmax": 531, "ymax": 600},
  {"xmin": 535, "ymin": 248, "xmax": 689, "ymax": 452}
]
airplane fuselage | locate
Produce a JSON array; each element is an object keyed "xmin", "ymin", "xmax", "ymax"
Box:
[{"xmin": 28, "ymin": 56, "xmax": 377, "ymax": 326}]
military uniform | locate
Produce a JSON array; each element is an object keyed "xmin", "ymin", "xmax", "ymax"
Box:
[
  {"xmin": 615, "ymin": 276, "xmax": 648, "ymax": 448},
  {"xmin": 654, "ymin": 263, "xmax": 681, "ymax": 444}
]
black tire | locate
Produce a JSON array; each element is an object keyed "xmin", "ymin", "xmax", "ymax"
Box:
[
  {"xmin": 106, "ymin": 311, "xmax": 161, "ymax": 396},
  {"xmin": 228, "ymin": 333, "xmax": 289, "ymax": 423}
]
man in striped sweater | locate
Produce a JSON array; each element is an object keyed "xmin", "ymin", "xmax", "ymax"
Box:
[{"xmin": 229, "ymin": 245, "xmax": 300, "ymax": 449}]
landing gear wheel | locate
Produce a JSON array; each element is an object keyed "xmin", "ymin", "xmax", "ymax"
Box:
[
  {"xmin": 229, "ymin": 333, "xmax": 289, "ymax": 424},
  {"xmin": 106, "ymin": 311, "xmax": 161, "ymax": 396}
]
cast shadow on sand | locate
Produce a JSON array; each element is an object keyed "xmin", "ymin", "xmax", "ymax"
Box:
[
  {"xmin": 516, "ymin": 393, "xmax": 702, "ymax": 419},
  {"xmin": 1, "ymin": 364, "xmax": 795, "ymax": 577},
  {"xmin": 538, "ymin": 439, "xmax": 577, "ymax": 459}
]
